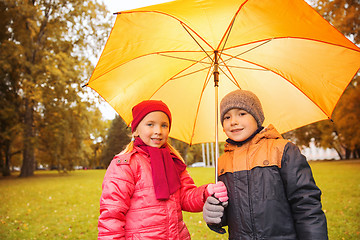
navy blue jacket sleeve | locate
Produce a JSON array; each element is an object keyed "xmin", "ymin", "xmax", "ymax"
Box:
[{"xmin": 280, "ymin": 142, "xmax": 328, "ymax": 240}]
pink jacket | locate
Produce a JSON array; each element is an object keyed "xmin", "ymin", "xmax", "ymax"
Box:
[{"xmin": 98, "ymin": 146, "xmax": 208, "ymax": 239}]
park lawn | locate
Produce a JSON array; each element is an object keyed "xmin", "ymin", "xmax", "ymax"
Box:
[
  {"xmin": 0, "ymin": 160, "xmax": 359, "ymax": 239},
  {"xmin": 0, "ymin": 170, "xmax": 103, "ymax": 239}
]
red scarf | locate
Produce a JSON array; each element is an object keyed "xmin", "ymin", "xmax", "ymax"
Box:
[{"xmin": 134, "ymin": 138, "xmax": 187, "ymax": 200}]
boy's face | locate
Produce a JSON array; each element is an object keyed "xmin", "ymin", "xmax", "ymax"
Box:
[
  {"xmin": 134, "ymin": 111, "xmax": 170, "ymax": 148},
  {"xmin": 222, "ymin": 108, "xmax": 258, "ymax": 142}
]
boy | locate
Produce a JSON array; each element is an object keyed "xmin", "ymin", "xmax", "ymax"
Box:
[{"xmin": 203, "ymin": 90, "xmax": 328, "ymax": 239}]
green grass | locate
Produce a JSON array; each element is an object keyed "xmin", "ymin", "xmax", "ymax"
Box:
[
  {"xmin": 0, "ymin": 160, "xmax": 359, "ymax": 239},
  {"xmin": 0, "ymin": 170, "xmax": 103, "ymax": 239},
  {"xmin": 309, "ymin": 160, "xmax": 360, "ymax": 240}
]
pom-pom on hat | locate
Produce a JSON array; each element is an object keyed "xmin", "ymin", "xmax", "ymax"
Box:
[
  {"xmin": 220, "ymin": 90, "xmax": 265, "ymax": 127},
  {"xmin": 131, "ymin": 100, "xmax": 172, "ymax": 133}
]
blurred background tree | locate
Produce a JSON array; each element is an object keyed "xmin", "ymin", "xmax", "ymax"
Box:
[
  {"xmin": 0, "ymin": 0, "xmax": 111, "ymax": 176},
  {"xmin": 284, "ymin": 0, "xmax": 360, "ymax": 159},
  {"xmin": 100, "ymin": 116, "xmax": 131, "ymax": 167}
]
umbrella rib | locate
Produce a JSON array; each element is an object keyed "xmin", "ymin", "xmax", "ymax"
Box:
[
  {"xmin": 157, "ymin": 53, "xmax": 217, "ymax": 80},
  {"xmin": 220, "ymin": 52, "xmax": 269, "ymax": 71},
  {"xmin": 119, "ymin": 10, "xmax": 215, "ymax": 55},
  {"xmin": 216, "ymin": 0, "xmax": 248, "ymax": 55},
  {"xmin": 157, "ymin": 53, "xmax": 211, "ymax": 81},
  {"xmin": 90, "ymin": 38, "xmax": 270, "ymax": 87},
  {"xmin": 219, "ymin": 68, "xmax": 240, "ymax": 88},
  {"xmin": 224, "ymin": 39, "xmax": 274, "ymax": 61},
  {"xmin": 90, "ymin": 50, "xmax": 210, "ymax": 83},
  {"xmin": 218, "ymin": 58, "xmax": 241, "ymax": 88},
  {"xmin": 212, "ymin": 39, "xmax": 273, "ymax": 89},
  {"xmin": 217, "ymin": 36, "xmax": 359, "ymax": 119},
  {"xmin": 189, "ymin": 64, "xmax": 215, "ymax": 145},
  {"xmin": 171, "ymin": 66, "xmax": 211, "ymax": 80},
  {"xmin": 216, "ymin": 7, "xmax": 238, "ymax": 60},
  {"xmin": 146, "ymin": 53, "xmax": 214, "ymax": 145},
  {"xmin": 220, "ymin": 65, "xmax": 268, "ymax": 71},
  {"xmin": 207, "ymin": 53, "xmax": 241, "ymax": 88},
  {"xmin": 158, "ymin": 53, "xmax": 212, "ymax": 65},
  {"xmin": 229, "ymin": 55, "xmax": 333, "ymax": 119},
  {"xmin": 148, "ymin": 54, "xmax": 210, "ymax": 97},
  {"xmin": 180, "ymin": 22, "xmax": 214, "ymax": 63},
  {"xmin": 222, "ymin": 37, "xmax": 360, "ymax": 55}
]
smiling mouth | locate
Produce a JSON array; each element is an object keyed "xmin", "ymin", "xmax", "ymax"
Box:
[
  {"xmin": 151, "ymin": 138, "xmax": 162, "ymax": 142},
  {"xmin": 231, "ymin": 128, "xmax": 243, "ymax": 133}
]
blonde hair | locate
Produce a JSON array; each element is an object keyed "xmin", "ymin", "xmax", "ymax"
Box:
[{"xmin": 121, "ymin": 134, "xmax": 185, "ymax": 163}]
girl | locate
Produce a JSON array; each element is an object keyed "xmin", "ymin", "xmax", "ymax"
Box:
[{"xmin": 98, "ymin": 100, "xmax": 228, "ymax": 239}]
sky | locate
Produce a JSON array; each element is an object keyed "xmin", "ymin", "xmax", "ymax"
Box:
[{"xmin": 101, "ymin": 0, "xmax": 172, "ymax": 13}]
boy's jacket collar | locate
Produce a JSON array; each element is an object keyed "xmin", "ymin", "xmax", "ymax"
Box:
[{"xmin": 224, "ymin": 124, "xmax": 283, "ymax": 152}]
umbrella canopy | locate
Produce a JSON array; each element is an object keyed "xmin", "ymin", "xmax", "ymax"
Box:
[{"xmin": 86, "ymin": 0, "xmax": 360, "ymax": 146}]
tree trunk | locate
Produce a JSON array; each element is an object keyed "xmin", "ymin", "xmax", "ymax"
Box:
[
  {"xmin": 0, "ymin": 148, "xmax": 4, "ymax": 176},
  {"xmin": 20, "ymin": 98, "xmax": 35, "ymax": 177},
  {"xmin": 345, "ymin": 148, "xmax": 351, "ymax": 160},
  {"xmin": 2, "ymin": 140, "xmax": 11, "ymax": 177},
  {"xmin": 355, "ymin": 148, "xmax": 360, "ymax": 159},
  {"xmin": 183, "ymin": 145, "xmax": 189, "ymax": 164},
  {"xmin": 334, "ymin": 148, "xmax": 344, "ymax": 160}
]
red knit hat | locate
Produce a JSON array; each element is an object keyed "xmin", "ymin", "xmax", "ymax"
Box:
[{"xmin": 131, "ymin": 100, "xmax": 172, "ymax": 133}]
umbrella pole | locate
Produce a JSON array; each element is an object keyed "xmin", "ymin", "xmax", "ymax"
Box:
[{"xmin": 214, "ymin": 51, "xmax": 219, "ymax": 183}]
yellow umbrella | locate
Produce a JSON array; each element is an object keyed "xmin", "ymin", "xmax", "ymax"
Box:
[{"xmin": 86, "ymin": 0, "xmax": 360, "ymax": 164}]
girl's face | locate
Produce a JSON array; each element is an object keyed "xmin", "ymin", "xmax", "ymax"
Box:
[
  {"xmin": 222, "ymin": 108, "xmax": 258, "ymax": 142},
  {"xmin": 134, "ymin": 111, "xmax": 170, "ymax": 148}
]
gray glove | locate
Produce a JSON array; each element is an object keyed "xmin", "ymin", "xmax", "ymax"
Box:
[{"xmin": 203, "ymin": 196, "xmax": 227, "ymax": 224}]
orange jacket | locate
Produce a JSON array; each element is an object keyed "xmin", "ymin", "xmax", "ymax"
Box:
[
  {"xmin": 98, "ymin": 146, "xmax": 208, "ymax": 239},
  {"xmin": 218, "ymin": 125, "xmax": 289, "ymax": 175}
]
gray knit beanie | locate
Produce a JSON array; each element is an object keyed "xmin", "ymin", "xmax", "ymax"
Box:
[{"xmin": 220, "ymin": 90, "xmax": 265, "ymax": 127}]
